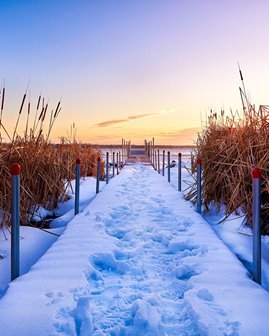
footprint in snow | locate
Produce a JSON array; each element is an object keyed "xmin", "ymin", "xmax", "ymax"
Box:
[
  {"xmin": 150, "ymin": 196, "xmax": 163, "ymax": 203},
  {"xmin": 91, "ymin": 252, "xmax": 130, "ymax": 275},
  {"xmin": 113, "ymin": 249, "xmax": 132, "ymax": 261},
  {"xmin": 224, "ymin": 320, "xmax": 241, "ymax": 336},
  {"xmin": 166, "ymin": 238, "xmax": 199, "ymax": 254},
  {"xmin": 175, "ymin": 263, "xmax": 200, "ymax": 281},
  {"xmin": 45, "ymin": 291, "xmax": 65, "ymax": 305},
  {"xmin": 69, "ymin": 296, "xmax": 94, "ymax": 335},
  {"xmin": 197, "ymin": 288, "xmax": 227, "ymax": 317},
  {"xmin": 106, "ymin": 228, "xmax": 128, "ymax": 240},
  {"xmin": 196, "ymin": 288, "xmax": 214, "ymax": 302}
]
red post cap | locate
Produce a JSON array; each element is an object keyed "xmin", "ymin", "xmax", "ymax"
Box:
[
  {"xmin": 11, "ymin": 163, "xmax": 21, "ymax": 175},
  {"xmin": 252, "ymin": 167, "xmax": 262, "ymax": 179},
  {"xmin": 178, "ymin": 152, "xmax": 182, "ymax": 156},
  {"xmin": 97, "ymin": 157, "xmax": 101, "ymax": 161},
  {"xmin": 197, "ymin": 158, "xmax": 202, "ymax": 165},
  {"xmin": 76, "ymin": 158, "xmax": 80, "ymax": 164}
]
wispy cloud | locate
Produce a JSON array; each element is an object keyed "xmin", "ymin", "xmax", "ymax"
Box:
[
  {"xmin": 156, "ymin": 127, "xmax": 201, "ymax": 139},
  {"xmin": 95, "ymin": 113, "xmax": 156, "ymax": 128}
]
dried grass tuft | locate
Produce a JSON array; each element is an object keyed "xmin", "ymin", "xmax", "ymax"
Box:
[
  {"xmin": 0, "ymin": 87, "xmax": 104, "ymax": 227},
  {"xmin": 185, "ymin": 106, "xmax": 269, "ymax": 233}
]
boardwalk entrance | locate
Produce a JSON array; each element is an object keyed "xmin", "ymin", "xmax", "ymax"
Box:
[{"xmin": 125, "ymin": 147, "xmax": 152, "ymax": 166}]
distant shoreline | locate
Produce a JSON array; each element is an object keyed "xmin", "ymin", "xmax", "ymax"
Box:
[{"xmin": 92, "ymin": 144, "xmax": 196, "ymax": 148}]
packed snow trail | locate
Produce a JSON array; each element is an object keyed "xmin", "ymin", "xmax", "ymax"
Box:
[{"xmin": 0, "ymin": 164, "xmax": 269, "ymax": 335}]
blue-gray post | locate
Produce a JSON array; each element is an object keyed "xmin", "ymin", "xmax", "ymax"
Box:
[
  {"xmin": 75, "ymin": 158, "xmax": 80, "ymax": 215},
  {"xmin": 197, "ymin": 159, "xmax": 202, "ymax": 214},
  {"xmin": 116, "ymin": 152, "xmax": 119, "ymax": 175},
  {"xmin": 178, "ymin": 153, "xmax": 182, "ymax": 191},
  {"xmin": 11, "ymin": 163, "xmax": 20, "ymax": 281},
  {"xmin": 119, "ymin": 152, "xmax": 121, "ymax": 170},
  {"xmin": 96, "ymin": 157, "xmax": 101, "ymax": 194},
  {"xmin": 252, "ymin": 167, "xmax": 262, "ymax": 284},
  {"xmin": 122, "ymin": 138, "xmax": 124, "ymax": 165},
  {"xmin": 154, "ymin": 151, "xmax": 157, "ymax": 170},
  {"xmin": 112, "ymin": 152, "xmax": 115, "ymax": 177},
  {"xmin": 162, "ymin": 150, "xmax": 165, "ymax": 176},
  {"xmin": 158, "ymin": 149, "xmax": 160, "ymax": 174},
  {"xmin": 106, "ymin": 152, "xmax": 109, "ymax": 184},
  {"xmin": 122, "ymin": 140, "xmax": 126, "ymax": 165},
  {"xmin": 168, "ymin": 151, "xmax": 171, "ymax": 182}
]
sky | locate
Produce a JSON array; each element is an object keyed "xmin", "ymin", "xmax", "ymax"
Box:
[{"xmin": 1, "ymin": 0, "xmax": 269, "ymax": 145}]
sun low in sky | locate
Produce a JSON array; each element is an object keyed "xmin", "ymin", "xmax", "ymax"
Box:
[{"xmin": 1, "ymin": 0, "xmax": 269, "ymax": 145}]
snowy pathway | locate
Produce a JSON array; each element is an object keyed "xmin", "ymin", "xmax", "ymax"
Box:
[
  {"xmin": 0, "ymin": 164, "xmax": 269, "ymax": 335},
  {"xmin": 87, "ymin": 165, "xmax": 199, "ymax": 335}
]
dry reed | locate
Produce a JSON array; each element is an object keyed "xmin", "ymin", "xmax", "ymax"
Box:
[
  {"xmin": 185, "ymin": 105, "xmax": 269, "ymax": 233},
  {"xmin": 0, "ymin": 87, "xmax": 104, "ymax": 228}
]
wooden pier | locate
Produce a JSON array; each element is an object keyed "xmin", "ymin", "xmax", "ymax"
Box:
[{"xmin": 125, "ymin": 148, "xmax": 152, "ymax": 166}]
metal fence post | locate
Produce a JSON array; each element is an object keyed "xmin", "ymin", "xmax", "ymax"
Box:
[
  {"xmin": 11, "ymin": 163, "xmax": 20, "ymax": 281},
  {"xmin": 122, "ymin": 138, "xmax": 124, "ymax": 165},
  {"xmin": 106, "ymin": 152, "xmax": 109, "ymax": 184},
  {"xmin": 154, "ymin": 150, "xmax": 157, "ymax": 170},
  {"xmin": 75, "ymin": 158, "xmax": 80, "ymax": 215},
  {"xmin": 158, "ymin": 149, "xmax": 160, "ymax": 174},
  {"xmin": 178, "ymin": 152, "xmax": 182, "ymax": 191},
  {"xmin": 252, "ymin": 167, "xmax": 262, "ymax": 284},
  {"xmin": 119, "ymin": 151, "xmax": 121, "ymax": 170},
  {"xmin": 168, "ymin": 151, "xmax": 171, "ymax": 182},
  {"xmin": 116, "ymin": 152, "xmax": 119, "ymax": 175},
  {"xmin": 96, "ymin": 157, "xmax": 101, "ymax": 194},
  {"xmin": 112, "ymin": 151, "xmax": 115, "ymax": 177},
  {"xmin": 162, "ymin": 150, "xmax": 165, "ymax": 176},
  {"xmin": 197, "ymin": 158, "xmax": 202, "ymax": 214}
]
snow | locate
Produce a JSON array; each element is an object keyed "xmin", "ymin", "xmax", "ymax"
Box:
[
  {"xmin": 167, "ymin": 160, "xmax": 269, "ymax": 291},
  {"xmin": 0, "ymin": 177, "xmax": 105, "ymax": 296},
  {"xmin": 0, "ymin": 162, "xmax": 269, "ymax": 335}
]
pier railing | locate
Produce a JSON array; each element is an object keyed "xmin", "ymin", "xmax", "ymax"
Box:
[{"xmin": 9, "ymin": 137, "xmax": 264, "ymax": 288}]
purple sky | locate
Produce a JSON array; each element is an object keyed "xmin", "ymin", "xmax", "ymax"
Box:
[{"xmin": 1, "ymin": 0, "xmax": 269, "ymax": 144}]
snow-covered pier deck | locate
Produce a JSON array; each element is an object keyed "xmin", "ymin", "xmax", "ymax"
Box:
[
  {"xmin": 125, "ymin": 148, "xmax": 152, "ymax": 166},
  {"xmin": 0, "ymin": 163, "xmax": 269, "ymax": 335}
]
